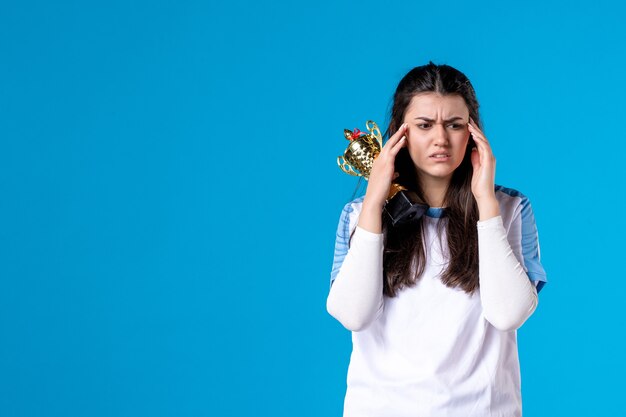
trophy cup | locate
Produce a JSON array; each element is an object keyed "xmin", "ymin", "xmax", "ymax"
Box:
[{"xmin": 337, "ymin": 120, "xmax": 429, "ymax": 227}]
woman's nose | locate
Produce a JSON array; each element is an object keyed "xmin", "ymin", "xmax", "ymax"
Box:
[{"xmin": 433, "ymin": 123, "xmax": 449, "ymax": 144}]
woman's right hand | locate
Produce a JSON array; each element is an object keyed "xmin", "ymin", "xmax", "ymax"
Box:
[{"xmin": 363, "ymin": 122, "xmax": 409, "ymax": 210}]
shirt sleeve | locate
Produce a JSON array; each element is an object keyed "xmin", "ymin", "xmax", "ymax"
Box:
[
  {"xmin": 329, "ymin": 201, "xmax": 353, "ymax": 289},
  {"xmin": 477, "ymin": 215, "xmax": 539, "ymax": 331},
  {"xmin": 327, "ymin": 202, "xmax": 385, "ymax": 332},
  {"xmin": 515, "ymin": 195, "xmax": 548, "ymax": 293}
]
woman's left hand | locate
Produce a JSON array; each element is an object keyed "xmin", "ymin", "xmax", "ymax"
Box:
[{"xmin": 469, "ymin": 118, "xmax": 496, "ymax": 202}]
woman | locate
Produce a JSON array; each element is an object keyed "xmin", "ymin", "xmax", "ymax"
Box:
[{"xmin": 327, "ymin": 62, "xmax": 547, "ymax": 417}]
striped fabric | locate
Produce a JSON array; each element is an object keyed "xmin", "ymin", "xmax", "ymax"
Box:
[{"xmin": 329, "ymin": 185, "xmax": 547, "ymax": 293}]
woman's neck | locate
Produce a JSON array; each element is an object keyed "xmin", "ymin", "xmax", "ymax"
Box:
[{"xmin": 419, "ymin": 176, "xmax": 451, "ymax": 207}]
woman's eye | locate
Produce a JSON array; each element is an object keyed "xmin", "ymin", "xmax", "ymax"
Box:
[{"xmin": 418, "ymin": 123, "xmax": 462, "ymax": 129}]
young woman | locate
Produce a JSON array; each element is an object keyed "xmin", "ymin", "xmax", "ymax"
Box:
[{"xmin": 327, "ymin": 62, "xmax": 547, "ymax": 417}]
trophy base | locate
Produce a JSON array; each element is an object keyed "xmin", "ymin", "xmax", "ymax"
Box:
[{"xmin": 383, "ymin": 189, "xmax": 429, "ymax": 227}]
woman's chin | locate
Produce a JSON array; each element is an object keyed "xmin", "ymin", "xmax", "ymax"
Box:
[{"xmin": 416, "ymin": 169, "xmax": 455, "ymax": 183}]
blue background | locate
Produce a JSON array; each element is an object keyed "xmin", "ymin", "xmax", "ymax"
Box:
[{"xmin": 1, "ymin": 0, "xmax": 624, "ymax": 416}]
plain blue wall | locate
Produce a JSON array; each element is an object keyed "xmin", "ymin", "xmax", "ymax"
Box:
[{"xmin": 1, "ymin": 0, "xmax": 624, "ymax": 416}]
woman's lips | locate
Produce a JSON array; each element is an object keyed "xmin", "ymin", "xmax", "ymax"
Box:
[{"xmin": 430, "ymin": 154, "xmax": 451, "ymax": 162}]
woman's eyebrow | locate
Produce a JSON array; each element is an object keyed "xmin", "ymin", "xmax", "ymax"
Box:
[{"xmin": 414, "ymin": 116, "xmax": 465, "ymax": 122}]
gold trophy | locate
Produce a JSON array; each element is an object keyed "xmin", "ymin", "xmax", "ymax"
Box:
[{"xmin": 337, "ymin": 120, "xmax": 429, "ymax": 226}]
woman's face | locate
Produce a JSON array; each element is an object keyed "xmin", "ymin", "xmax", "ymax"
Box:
[{"xmin": 402, "ymin": 92, "xmax": 471, "ymax": 185}]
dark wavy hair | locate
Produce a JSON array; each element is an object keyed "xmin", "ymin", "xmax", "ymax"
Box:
[{"xmin": 381, "ymin": 61, "xmax": 482, "ymax": 297}]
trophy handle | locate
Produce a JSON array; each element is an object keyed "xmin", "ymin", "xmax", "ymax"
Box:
[
  {"xmin": 337, "ymin": 155, "xmax": 360, "ymax": 177},
  {"xmin": 366, "ymin": 120, "xmax": 383, "ymax": 149}
]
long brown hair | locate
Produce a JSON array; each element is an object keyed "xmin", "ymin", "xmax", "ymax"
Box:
[{"xmin": 381, "ymin": 61, "xmax": 482, "ymax": 297}]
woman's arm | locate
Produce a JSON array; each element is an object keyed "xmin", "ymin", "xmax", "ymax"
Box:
[
  {"xmin": 469, "ymin": 119, "xmax": 543, "ymax": 331},
  {"xmin": 326, "ymin": 199, "xmax": 385, "ymax": 332},
  {"xmin": 476, "ymin": 213, "xmax": 539, "ymax": 332},
  {"xmin": 327, "ymin": 124, "xmax": 408, "ymax": 331}
]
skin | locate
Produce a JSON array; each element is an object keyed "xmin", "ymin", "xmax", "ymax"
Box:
[{"xmin": 359, "ymin": 92, "xmax": 500, "ymax": 234}]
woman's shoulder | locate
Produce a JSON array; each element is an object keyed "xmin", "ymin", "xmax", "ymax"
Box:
[
  {"xmin": 339, "ymin": 186, "xmax": 537, "ymax": 222},
  {"xmin": 494, "ymin": 184, "xmax": 529, "ymax": 200},
  {"xmin": 341, "ymin": 195, "xmax": 366, "ymax": 214},
  {"xmin": 493, "ymin": 184, "xmax": 537, "ymax": 224},
  {"xmin": 494, "ymin": 184, "xmax": 533, "ymax": 206},
  {"xmin": 335, "ymin": 195, "xmax": 366, "ymax": 237}
]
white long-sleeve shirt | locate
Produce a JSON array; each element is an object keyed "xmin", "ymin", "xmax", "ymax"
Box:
[{"xmin": 327, "ymin": 184, "xmax": 547, "ymax": 417}]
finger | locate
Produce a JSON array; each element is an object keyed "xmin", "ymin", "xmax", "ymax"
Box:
[
  {"xmin": 468, "ymin": 119, "xmax": 491, "ymax": 164},
  {"xmin": 394, "ymin": 122, "xmax": 409, "ymax": 138},
  {"xmin": 468, "ymin": 123, "xmax": 488, "ymax": 143},
  {"xmin": 472, "ymin": 133, "xmax": 488, "ymax": 152},
  {"xmin": 471, "ymin": 133, "xmax": 490, "ymax": 154},
  {"xmin": 471, "ymin": 146, "xmax": 480, "ymax": 167},
  {"xmin": 469, "ymin": 129, "xmax": 490, "ymax": 153},
  {"xmin": 471, "ymin": 134, "xmax": 488, "ymax": 159},
  {"xmin": 384, "ymin": 123, "xmax": 408, "ymax": 149},
  {"xmin": 476, "ymin": 134, "xmax": 493, "ymax": 155},
  {"xmin": 389, "ymin": 134, "xmax": 407, "ymax": 155},
  {"xmin": 469, "ymin": 118, "xmax": 490, "ymax": 145},
  {"xmin": 473, "ymin": 136, "xmax": 494, "ymax": 166},
  {"xmin": 467, "ymin": 122, "xmax": 482, "ymax": 139},
  {"xmin": 380, "ymin": 132, "xmax": 406, "ymax": 159}
]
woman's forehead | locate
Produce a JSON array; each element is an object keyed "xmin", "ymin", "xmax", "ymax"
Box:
[{"xmin": 406, "ymin": 93, "xmax": 468, "ymax": 116}]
